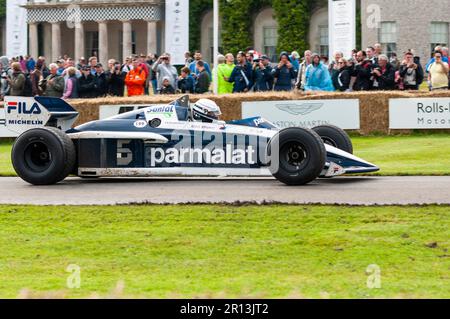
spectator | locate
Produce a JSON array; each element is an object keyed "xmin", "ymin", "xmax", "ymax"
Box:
[
  {"xmin": 26, "ymin": 55, "xmax": 36, "ymax": 73},
  {"xmin": 253, "ymin": 55, "xmax": 274, "ymax": 92},
  {"xmin": 62, "ymin": 67, "xmax": 79, "ymax": 99},
  {"xmin": 273, "ymin": 52, "xmax": 296, "ymax": 91},
  {"xmin": 295, "ymin": 50, "xmax": 312, "ymax": 90},
  {"xmin": 76, "ymin": 57, "xmax": 86, "ymax": 70},
  {"xmin": 0, "ymin": 62, "xmax": 10, "ymax": 99},
  {"xmin": 56, "ymin": 59, "xmax": 65, "ymax": 76},
  {"xmin": 194, "ymin": 60, "xmax": 211, "ymax": 94},
  {"xmin": 226, "ymin": 51, "xmax": 253, "ymax": 93},
  {"xmin": 216, "ymin": 53, "xmax": 235, "ymax": 94},
  {"xmin": 39, "ymin": 63, "xmax": 65, "ymax": 97},
  {"xmin": 328, "ymin": 51, "xmax": 343, "ymax": 74},
  {"xmin": 389, "ymin": 53, "xmax": 400, "ymax": 70},
  {"xmin": 88, "ymin": 56, "xmax": 98, "ymax": 75},
  {"xmin": 366, "ymin": 46, "xmax": 378, "ymax": 65},
  {"xmin": 371, "ymin": 54, "xmax": 396, "ymax": 90},
  {"xmin": 30, "ymin": 61, "xmax": 43, "ymax": 96},
  {"xmin": 428, "ymin": 50, "xmax": 449, "ymax": 90},
  {"xmin": 8, "ymin": 62, "xmax": 26, "ymax": 96},
  {"xmin": 332, "ymin": 58, "xmax": 351, "ymax": 92},
  {"xmin": 289, "ymin": 51, "xmax": 300, "ymax": 72},
  {"xmin": 374, "ymin": 43, "xmax": 382, "ymax": 59},
  {"xmin": 146, "ymin": 54, "xmax": 158, "ymax": 94},
  {"xmin": 107, "ymin": 61, "xmax": 126, "ymax": 97},
  {"xmin": 189, "ymin": 51, "xmax": 212, "ymax": 78},
  {"xmin": 159, "ymin": 77, "xmax": 176, "ymax": 94},
  {"xmin": 152, "ymin": 53, "xmax": 178, "ymax": 92},
  {"xmin": 78, "ymin": 66, "xmax": 97, "ymax": 98},
  {"xmin": 425, "ymin": 46, "xmax": 449, "ymax": 71},
  {"xmin": 399, "ymin": 52, "xmax": 424, "ymax": 90},
  {"xmin": 95, "ymin": 63, "xmax": 108, "ymax": 97},
  {"xmin": 177, "ymin": 67, "xmax": 195, "ymax": 94},
  {"xmin": 184, "ymin": 51, "xmax": 193, "ymax": 67},
  {"xmin": 304, "ymin": 53, "xmax": 334, "ymax": 92},
  {"xmin": 125, "ymin": 58, "xmax": 147, "ymax": 96},
  {"xmin": 122, "ymin": 56, "xmax": 133, "ymax": 73},
  {"xmin": 352, "ymin": 50, "xmax": 374, "ymax": 91}
]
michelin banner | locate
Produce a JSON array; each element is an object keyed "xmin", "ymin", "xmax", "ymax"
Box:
[
  {"xmin": 165, "ymin": 0, "xmax": 189, "ymax": 65},
  {"xmin": 6, "ymin": 0, "xmax": 28, "ymax": 57},
  {"xmin": 242, "ymin": 100, "xmax": 360, "ymax": 129},
  {"xmin": 390, "ymin": 98, "xmax": 450, "ymax": 129},
  {"xmin": 328, "ymin": 0, "xmax": 356, "ymax": 59}
]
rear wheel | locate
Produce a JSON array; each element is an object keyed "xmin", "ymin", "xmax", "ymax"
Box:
[
  {"xmin": 312, "ymin": 125, "xmax": 353, "ymax": 154},
  {"xmin": 268, "ymin": 127, "xmax": 326, "ymax": 185},
  {"xmin": 12, "ymin": 127, "xmax": 76, "ymax": 185}
]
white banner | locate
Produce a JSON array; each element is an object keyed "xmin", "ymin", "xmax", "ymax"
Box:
[
  {"xmin": 242, "ymin": 99, "xmax": 360, "ymax": 129},
  {"xmin": 390, "ymin": 98, "xmax": 450, "ymax": 129},
  {"xmin": 165, "ymin": 0, "xmax": 189, "ymax": 65},
  {"xmin": 6, "ymin": 0, "xmax": 28, "ymax": 58},
  {"xmin": 328, "ymin": 0, "xmax": 356, "ymax": 59},
  {"xmin": 0, "ymin": 107, "xmax": 18, "ymax": 137}
]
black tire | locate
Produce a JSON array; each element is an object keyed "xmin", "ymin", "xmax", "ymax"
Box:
[
  {"xmin": 312, "ymin": 125, "xmax": 353, "ymax": 154},
  {"xmin": 268, "ymin": 127, "xmax": 326, "ymax": 186},
  {"xmin": 12, "ymin": 127, "xmax": 76, "ymax": 185}
]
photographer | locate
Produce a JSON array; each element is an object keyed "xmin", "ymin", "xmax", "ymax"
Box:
[
  {"xmin": 152, "ymin": 53, "xmax": 178, "ymax": 92},
  {"xmin": 177, "ymin": 67, "xmax": 195, "ymax": 94},
  {"xmin": 371, "ymin": 55, "xmax": 396, "ymax": 90},
  {"xmin": 428, "ymin": 50, "xmax": 449, "ymax": 91},
  {"xmin": 252, "ymin": 55, "xmax": 273, "ymax": 92},
  {"xmin": 273, "ymin": 52, "xmax": 296, "ymax": 91},
  {"xmin": 105, "ymin": 59, "xmax": 125, "ymax": 96},
  {"xmin": 8, "ymin": 62, "xmax": 26, "ymax": 96},
  {"xmin": 352, "ymin": 50, "xmax": 374, "ymax": 91},
  {"xmin": 399, "ymin": 52, "xmax": 424, "ymax": 90},
  {"xmin": 39, "ymin": 63, "xmax": 65, "ymax": 97},
  {"xmin": 226, "ymin": 51, "xmax": 253, "ymax": 93}
]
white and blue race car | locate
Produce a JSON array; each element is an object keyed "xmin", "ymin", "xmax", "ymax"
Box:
[{"xmin": 4, "ymin": 95, "xmax": 379, "ymax": 185}]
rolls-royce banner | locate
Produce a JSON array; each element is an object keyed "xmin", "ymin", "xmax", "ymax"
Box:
[
  {"xmin": 242, "ymin": 100, "xmax": 360, "ymax": 129},
  {"xmin": 165, "ymin": 0, "xmax": 189, "ymax": 65},
  {"xmin": 390, "ymin": 98, "xmax": 450, "ymax": 129}
]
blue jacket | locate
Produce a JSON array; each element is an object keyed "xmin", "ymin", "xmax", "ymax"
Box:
[
  {"xmin": 253, "ymin": 65, "xmax": 274, "ymax": 91},
  {"xmin": 189, "ymin": 61, "xmax": 212, "ymax": 78},
  {"xmin": 304, "ymin": 62, "xmax": 335, "ymax": 92},
  {"xmin": 228, "ymin": 62, "xmax": 253, "ymax": 93},
  {"xmin": 273, "ymin": 65, "xmax": 296, "ymax": 91}
]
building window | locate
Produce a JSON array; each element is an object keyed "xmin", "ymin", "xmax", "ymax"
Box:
[
  {"xmin": 317, "ymin": 25, "xmax": 329, "ymax": 57},
  {"xmin": 430, "ymin": 22, "xmax": 449, "ymax": 54},
  {"xmin": 263, "ymin": 27, "xmax": 278, "ymax": 62},
  {"xmin": 85, "ymin": 31, "xmax": 99, "ymax": 58},
  {"xmin": 379, "ymin": 22, "xmax": 397, "ymax": 56}
]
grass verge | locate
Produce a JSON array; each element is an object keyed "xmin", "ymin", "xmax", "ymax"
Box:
[{"xmin": 0, "ymin": 204, "xmax": 448, "ymax": 298}]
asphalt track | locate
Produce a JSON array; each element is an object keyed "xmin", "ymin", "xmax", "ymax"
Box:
[{"xmin": 0, "ymin": 176, "xmax": 449, "ymax": 205}]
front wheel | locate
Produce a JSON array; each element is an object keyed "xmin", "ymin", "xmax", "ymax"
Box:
[
  {"xmin": 268, "ymin": 127, "xmax": 326, "ymax": 185},
  {"xmin": 312, "ymin": 125, "xmax": 353, "ymax": 154},
  {"xmin": 12, "ymin": 127, "xmax": 76, "ymax": 185}
]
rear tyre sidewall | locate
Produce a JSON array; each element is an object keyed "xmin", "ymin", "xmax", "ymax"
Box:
[
  {"xmin": 269, "ymin": 128, "xmax": 326, "ymax": 185},
  {"xmin": 312, "ymin": 125, "xmax": 353, "ymax": 154},
  {"xmin": 12, "ymin": 127, "xmax": 75, "ymax": 185}
]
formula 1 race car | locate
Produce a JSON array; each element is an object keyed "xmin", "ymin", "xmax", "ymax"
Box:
[{"xmin": 4, "ymin": 95, "xmax": 379, "ymax": 185}]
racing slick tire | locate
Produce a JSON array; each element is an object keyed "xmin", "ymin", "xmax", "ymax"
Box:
[
  {"xmin": 12, "ymin": 127, "xmax": 76, "ymax": 185},
  {"xmin": 268, "ymin": 127, "xmax": 326, "ymax": 186},
  {"xmin": 312, "ymin": 125, "xmax": 353, "ymax": 154}
]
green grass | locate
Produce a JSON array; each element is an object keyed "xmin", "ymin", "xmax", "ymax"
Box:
[
  {"xmin": 1, "ymin": 134, "xmax": 450, "ymax": 176},
  {"xmin": 0, "ymin": 205, "xmax": 448, "ymax": 299}
]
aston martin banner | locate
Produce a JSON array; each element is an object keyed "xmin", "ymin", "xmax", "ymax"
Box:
[
  {"xmin": 6, "ymin": 0, "xmax": 28, "ymax": 57},
  {"xmin": 242, "ymin": 100, "xmax": 360, "ymax": 129},
  {"xmin": 328, "ymin": 0, "xmax": 356, "ymax": 59},
  {"xmin": 165, "ymin": 0, "xmax": 189, "ymax": 65}
]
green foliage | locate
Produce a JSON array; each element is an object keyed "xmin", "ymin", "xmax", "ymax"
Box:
[
  {"xmin": 272, "ymin": 0, "xmax": 312, "ymax": 53},
  {"xmin": 0, "ymin": 0, "xmax": 6, "ymax": 19},
  {"xmin": 189, "ymin": 0, "xmax": 213, "ymax": 52}
]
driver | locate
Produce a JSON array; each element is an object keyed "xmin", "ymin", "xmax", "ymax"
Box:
[{"xmin": 191, "ymin": 99, "xmax": 222, "ymax": 123}]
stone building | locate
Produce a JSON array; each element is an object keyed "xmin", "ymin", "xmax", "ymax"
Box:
[{"xmin": 18, "ymin": 0, "xmax": 450, "ymax": 64}]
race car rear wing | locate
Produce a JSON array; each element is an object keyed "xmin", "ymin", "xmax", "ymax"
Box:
[{"xmin": 3, "ymin": 96, "xmax": 79, "ymax": 135}]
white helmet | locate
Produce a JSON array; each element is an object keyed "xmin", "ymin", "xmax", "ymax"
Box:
[{"xmin": 191, "ymin": 99, "xmax": 222, "ymax": 123}]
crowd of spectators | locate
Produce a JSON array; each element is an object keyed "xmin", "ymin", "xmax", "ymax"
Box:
[{"xmin": 0, "ymin": 43, "xmax": 449, "ymax": 100}]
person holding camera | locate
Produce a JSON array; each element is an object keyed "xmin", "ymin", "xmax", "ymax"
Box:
[
  {"xmin": 152, "ymin": 53, "xmax": 178, "ymax": 93},
  {"xmin": 105, "ymin": 59, "xmax": 125, "ymax": 96},
  {"xmin": 371, "ymin": 55, "xmax": 396, "ymax": 90},
  {"xmin": 428, "ymin": 50, "xmax": 449, "ymax": 91},
  {"xmin": 253, "ymin": 55, "xmax": 274, "ymax": 92},
  {"xmin": 39, "ymin": 63, "xmax": 65, "ymax": 97},
  {"xmin": 177, "ymin": 67, "xmax": 195, "ymax": 94},
  {"xmin": 273, "ymin": 52, "xmax": 296, "ymax": 91},
  {"xmin": 399, "ymin": 52, "xmax": 424, "ymax": 90}
]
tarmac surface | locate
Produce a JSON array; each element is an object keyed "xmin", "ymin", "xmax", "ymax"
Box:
[{"xmin": 0, "ymin": 176, "xmax": 449, "ymax": 205}]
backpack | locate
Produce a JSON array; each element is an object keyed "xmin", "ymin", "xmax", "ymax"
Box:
[{"xmin": 22, "ymin": 73, "xmax": 33, "ymax": 97}]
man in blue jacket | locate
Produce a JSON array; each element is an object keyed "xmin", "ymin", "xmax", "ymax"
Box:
[
  {"xmin": 253, "ymin": 55, "xmax": 274, "ymax": 91},
  {"xmin": 226, "ymin": 51, "xmax": 253, "ymax": 93},
  {"xmin": 189, "ymin": 51, "xmax": 212, "ymax": 78}
]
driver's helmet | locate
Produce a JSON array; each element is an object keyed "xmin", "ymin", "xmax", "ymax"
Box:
[{"xmin": 191, "ymin": 99, "xmax": 222, "ymax": 123}]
